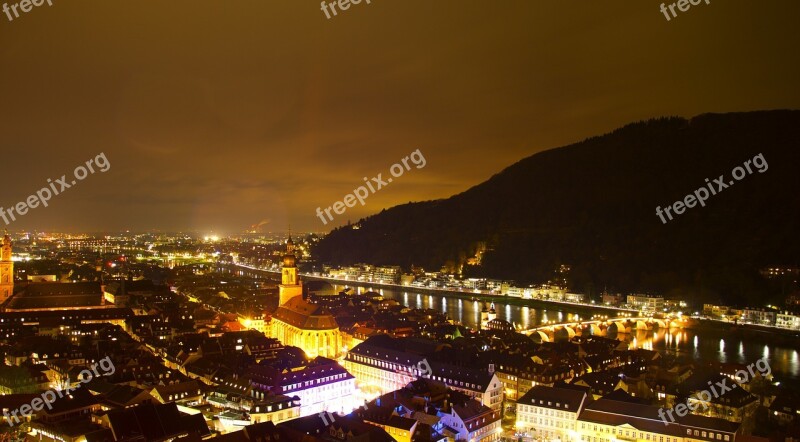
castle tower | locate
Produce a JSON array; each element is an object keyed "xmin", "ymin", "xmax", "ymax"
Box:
[
  {"xmin": 0, "ymin": 233, "xmax": 13, "ymax": 301},
  {"xmin": 278, "ymin": 235, "xmax": 303, "ymax": 305}
]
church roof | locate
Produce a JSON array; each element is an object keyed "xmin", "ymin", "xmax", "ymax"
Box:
[
  {"xmin": 273, "ymin": 296, "xmax": 339, "ymax": 330},
  {"xmin": 6, "ymin": 282, "xmax": 105, "ymax": 310}
]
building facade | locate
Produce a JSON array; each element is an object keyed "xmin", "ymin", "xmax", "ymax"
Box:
[
  {"xmin": 627, "ymin": 295, "xmax": 665, "ymax": 314},
  {"xmin": 577, "ymin": 398, "xmax": 740, "ymax": 442},
  {"xmin": 516, "ymin": 385, "xmax": 588, "ymax": 441},
  {"xmin": 250, "ymin": 357, "xmax": 357, "ymax": 417},
  {"xmin": 270, "ymin": 237, "xmax": 342, "ymax": 359}
]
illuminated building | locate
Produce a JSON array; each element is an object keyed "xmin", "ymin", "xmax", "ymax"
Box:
[
  {"xmin": 480, "ymin": 303, "xmax": 496, "ymax": 330},
  {"xmin": 344, "ymin": 336, "xmax": 503, "ymax": 411},
  {"xmin": 0, "ymin": 234, "xmax": 12, "ymax": 301},
  {"xmin": 577, "ymin": 397, "xmax": 740, "ymax": 442},
  {"xmin": 270, "ymin": 236, "xmax": 341, "ymax": 358},
  {"xmin": 343, "ymin": 338, "xmax": 430, "ymax": 396},
  {"xmin": 517, "ymin": 389, "xmax": 742, "ymax": 442},
  {"xmin": 516, "ymin": 385, "xmax": 588, "ymax": 440},
  {"xmin": 249, "ymin": 357, "xmax": 357, "ymax": 417},
  {"xmin": 438, "ymin": 399, "xmax": 501, "ymax": 442},
  {"xmin": 359, "ymin": 378, "xmax": 499, "ymax": 442},
  {"xmin": 278, "ymin": 236, "xmax": 302, "ymax": 305},
  {"xmin": 627, "ymin": 294, "xmax": 665, "ymax": 314}
]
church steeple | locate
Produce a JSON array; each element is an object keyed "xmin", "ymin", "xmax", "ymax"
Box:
[
  {"xmin": 279, "ymin": 231, "xmax": 302, "ymax": 305},
  {"xmin": 286, "ymin": 233, "xmax": 295, "ymax": 254},
  {"xmin": 1, "ymin": 232, "xmax": 14, "ymax": 300}
]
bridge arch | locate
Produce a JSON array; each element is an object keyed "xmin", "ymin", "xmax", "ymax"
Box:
[{"xmin": 529, "ymin": 330, "xmax": 551, "ymax": 343}]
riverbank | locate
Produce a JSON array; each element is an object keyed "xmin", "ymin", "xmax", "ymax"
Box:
[
  {"xmin": 689, "ymin": 318, "xmax": 800, "ymax": 344},
  {"xmin": 222, "ymin": 263, "xmax": 637, "ymax": 316}
]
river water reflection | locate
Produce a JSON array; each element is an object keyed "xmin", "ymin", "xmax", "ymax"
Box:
[{"xmin": 343, "ymin": 285, "xmax": 800, "ymax": 384}]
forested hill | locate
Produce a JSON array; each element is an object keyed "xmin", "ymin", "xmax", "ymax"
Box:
[{"xmin": 313, "ymin": 110, "xmax": 800, "ymax": 306}]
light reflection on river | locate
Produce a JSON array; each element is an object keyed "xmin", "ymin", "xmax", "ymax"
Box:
[{"xmin": 341, "ymin": 285, "xmax": 800, "ymax": 383}]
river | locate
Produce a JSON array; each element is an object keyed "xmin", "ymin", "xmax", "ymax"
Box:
[
  {"xmin": 222, "ymin": 265, "xmax": 800, "ymax": 384},
  {"xmin": 341, "ymin": 285, "xmax": 800, "ymax": 384}
]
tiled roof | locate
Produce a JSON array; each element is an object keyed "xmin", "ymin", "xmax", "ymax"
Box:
[
  {"xmin": 272, "ymin": 297, "xmax": 338, "ymax": 330},
  {"xmin": 579, "ymin": 397, "xmax": 740, "ymax": 436}
]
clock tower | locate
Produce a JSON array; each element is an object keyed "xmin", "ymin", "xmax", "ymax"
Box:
[
  {"xmin": 278, "ymin": 235, "xmax": 303, "ymax": 305},
  {"xmin": 0, "ymin": 233, "xmax": 13, "ymax": 301}
]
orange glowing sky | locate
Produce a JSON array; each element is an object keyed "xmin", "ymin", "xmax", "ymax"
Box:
[{"xmin": 1, "ymin": 1, "xmax": 798, "ymax": 232}]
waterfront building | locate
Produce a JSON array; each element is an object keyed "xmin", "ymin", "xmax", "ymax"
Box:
[
  {"xmin": 627, "ymin": 294, "xmax": 665, "ymax": 314},
  {"xmin": 740, "ymin": 308, "xmax": 777, "ymax": 326},
  {"xmin": 565, "ymin": 293, "xmax": 587, "ymax": 303},
  {"xmin": 480, "ymin": 303, "xmax": 497, "ymax": 329},
  {"xmin": 703, "ymin": 304, "xmax": 731, "ymax": 318},
  {"xmin": 372, "ymin": 265, "xmax": 401, "ymax": 284},
  {"xmin": 776, "ymin": 311, "xmax": 800, "ymax": 330}
]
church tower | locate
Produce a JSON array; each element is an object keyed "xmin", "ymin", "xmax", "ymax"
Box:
[
  {"xmin": 278, "ymin": 235, "xmax": 303, "ymax": 305},
  {"xmin": 0, "ymin": 233, "xmax": 13, "ymax": 301}
]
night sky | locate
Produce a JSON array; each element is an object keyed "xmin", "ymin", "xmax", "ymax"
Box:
[{"xmin": 1, "ymin": 1, "xmax": 798, "ymax": 233}]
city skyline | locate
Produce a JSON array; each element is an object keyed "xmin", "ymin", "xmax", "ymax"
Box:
[{"xmin": 1, "ymin": 2, "xmax": 799, "ymax": 441}]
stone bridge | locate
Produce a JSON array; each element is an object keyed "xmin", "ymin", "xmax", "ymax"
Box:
[{"xmin": 522, "ymin": 317, "xmax": 681, "ymax": 343}]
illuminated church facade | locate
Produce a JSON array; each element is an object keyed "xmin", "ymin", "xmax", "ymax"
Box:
[{"xmin": 270, "ymin": 237, "xmax": 342, "ymax": 359}]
